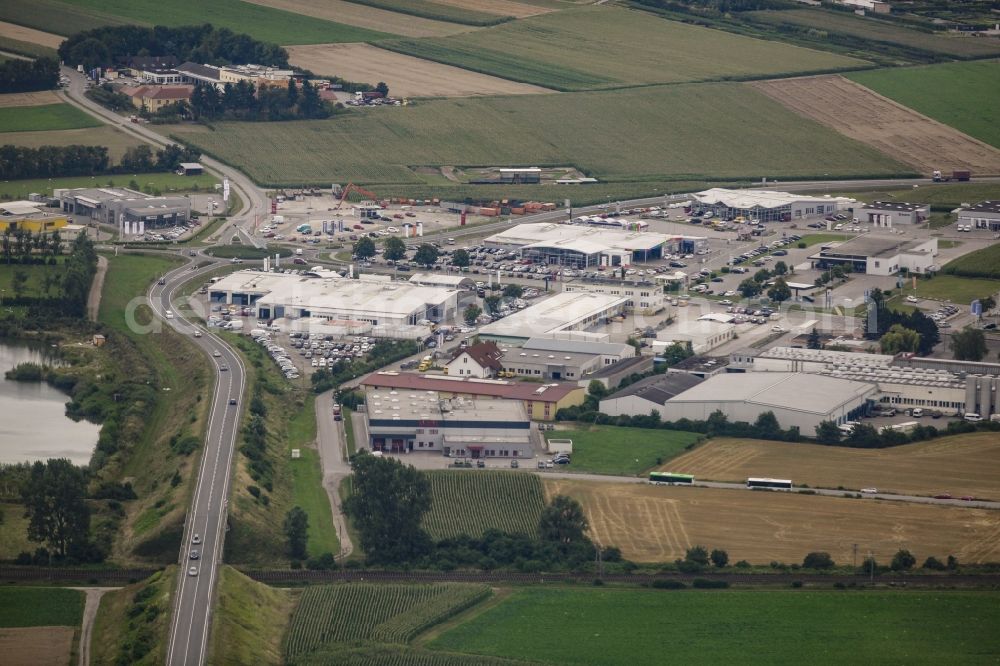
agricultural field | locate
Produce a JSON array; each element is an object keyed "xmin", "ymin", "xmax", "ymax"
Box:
[
  {"xmin": 0, "ymin": 17, "xmax": 65, "ymax": 47},
  {"xmin": 666, "ymin": 434, "xmax": 1000, "ymax": 500},
  {"xmin": 283, "ymin": 583, "xmax": 490, "ymax": 662},
  {"xmin": 242, "ymin": 0, "xmax": 473, "ymax": 38},
  {"xmin": 430, "ymin": 588, "xmax": 1000, "ymax": 665},
  {"xmin": 912, "ymin": 274, "xmax": 1000, "ymax": 304},
  {"xmin": 0, "ymin": 626, "xmax": 76, "ymax": 666},
  {"xmin": 0, "ymin": 35, "xmax": 58, "ymax": 60},
  {"xmin": 423, "ymin": 471, "xmax": 545, "ymax": 540},
  {"xmin": 0, "ymin": 103, "xmax": 101, "ymax": 133},
  {"xmin": 544, "ymin": 426, "xmax": 700, "ymax": 476},
  {"xmin": 331, "ymin": 0, "xmax": 512, "ymax": 26},
  {"xmin": 0, "ymin": 172, "xmax": 217, "ymax": 201},
  {"xmin": 434, "ymin": 0, "xmax": 553, "ymax": 18},
  {"xmin": 55, "ymin": 0, "xmax": 393, "ymax": 45},
  {"xmin": 943, "ymin": 243, "xmax": 1000, "ymax": 280},
  {"xmin": 0, "ymin": 91, "xmax": 61, "ymax": 107},
  {"xmin": 286, "ymin": 44, "xmax": 552, "ymax": 97},
  {"xmin": 380, "ymin": 5, "xmax": 866, "ymax": 91},
  {"xmin": 0, "ymin": 125, "xmax": 145, "ymax": 161},
  {"xmin": 293, "ymin": 646, "xmax": 529, "ymax": 665},
  {"xmin": 821, "ymin": 182, "xmax": 1000, "ymax": 209},
  {"xmin": 849, "ymin": 61, "xmax": 1000, "ymax": 150},
  {"xmin": 0, "ymin": 587, "xmax": 84, "ymax": 627},
  {"xmin": 748, "ymin": 9, "xmax": 1000, "ymax": 59},
  {"xmin": 544, "ymin": 479, "xmax": 1000, "ymax": 564},
  {"xmin": 0, "ymin": 1, "xmax": 135, "ymax": 36},
  {"xmin": 750, "ymin": 74, "xmax": 1000, "ymax": 176},
  {"xmin": 167, "ymin": 81, "xmax": 910, "ymax": 189}
]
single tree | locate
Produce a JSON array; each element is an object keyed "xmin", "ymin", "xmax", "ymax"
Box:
[
  {"xmin": 11, "ymin": 269, "xmax": 28, "ymax": 300},
  {"xmin": 283, "ymin": 506, "xmax": 309, "ymax": 560},
  {"xmin": 484, "ymin": 294, "xmax": 502, "ymax": 314},
  {"xmin": 382, "ymin": 236, "xmax": 406, "ymax": 263},
  {"xmin": 738, "ymin": 278, "xmax": 761, "ymax": 299},
  {"xmin": 890, "ymin": 549, "xmax": 916, "ymax": 571},
  {"xmin": 807, "ymin": 327, "xmax": 822, "ymax": 350},
  {"xmin": 802, "ymin": 551, "xmax": 835, "ymax": 569},
  {"xmin": 981, "ymin": 295, "xmax": 996, "ymax": 313},
  {"xmin": 684, "ymin": 545, "xmax": 710, "ymax": 566},
  {"xmin": 754, "ymin": 411, "xmax": 781, "ymax": 439},
  {"xmin": 879, "ymin": 324, "xmax": 921, "ymax": 354},
  {"xmin": 464, "ymin": 304, "xmax": 482, "ymax": 325},
  {"xmin": 922, "ymin": 556, "xmax": 946, "ymax": 571},
  {"xmin": 21, "ymin": 459, "xmax": 90, "ymax": 559},
  {"xmin": 353, "ymin": 236, "xmax": 376, "ymax": 261},
  {"xmin": 753, "ymin": 268, "xmax": 771, "ymax": 283},
  {"xmin": 538, "ymin": 495, "xmax": 590, "ymax": 548},
  {"xmin": 950, "ymin": 326, "xmax": 987, "ymax": 361},
  {"xmin": 767, "ymin": 278, "xmax": 791, "ymax": 303},
  {"xmin": 626, "ymin": 336, "xmax": 642, "ymax": 353},
  {"xmin": 502, "ymin": 283, "xmax": 523, "ymax": 299},
  {"xmin": 451, "ymin": 248, "xmax": 470, "ymax": 268},
  {"xmin": 414, "ymin": 243, "xmax": 439, "ymax": 268},
  {"xmin": 814, "ymin": 420, "xmax": 842, "ymax": 444},
  {"xmin": 710, "ymin": 549, "xmax": 729, "ymax": 568},
  {"xmin": 773, "ymin": 260, "xmax": 788, "ymax": 276},
  {"xmin": 342, "ymin": 453, "xmax": 432, "ymax": 564},
  {"xmin": 375, "ymin": 81, "xmax": 389, "ymax": 97}
]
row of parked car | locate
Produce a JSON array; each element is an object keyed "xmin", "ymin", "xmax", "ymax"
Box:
[{"xmin": 251, "ymin": 334, "xmax": 300, "ymax": 380}]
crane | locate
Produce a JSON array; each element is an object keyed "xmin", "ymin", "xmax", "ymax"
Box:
[{"xmin": 333, "ymin": 182, "xmax": 383, "ymax": 209}]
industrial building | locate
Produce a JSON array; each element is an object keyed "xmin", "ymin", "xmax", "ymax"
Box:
[
  {"xmin": 599, "ymin": 372, "xmax": 705, "ymax": 417},
  {"xmin": 692, "ymin": 188, "xmax": 852, "ymax": 222},
  {"xmin": 360, "ymin": 372, "xmax": 585, "ymax": 421},
  {"xmin": 0, "ymin": 201, "xmax": 68, "ymax": 234},
  {"xmin": 854, "ymin": 201, "xmax": 930, "ymax": 228},
  {"xmin": 478, "ymin": 291, "xmax": 628, "ymax": 344},
  {"xmin": 484, "ymin": 223, "xmax": 680, "ymax": 268},
  {"xmin": 957, "ymin": 201, "xmax": 1000, "ymax": 231},
  {"xmin": 653, "ymin": 319, "xmax": 736, "ymax": 355},
  {"xmin": 498, "ymin": 168, "xmax": 541, "ymax": 184},
  {"xmin": 208, "ymin": 270, "xmax": 461, "ymax": 332},
  {"xmin": 408, "ymin": 273, "xmax": 477, "ymax": 310},
  {"xmin": 499, "ymin": 337, "xmax": 636, "ymax": 382},
  {"xmin": 579, "ymin": 354, "xmax": 654, "ymax": 390},
  {"xmin": 562, "ymin": 279, "xmax": 665, "ymax": 315},
  {"xmin": 176, "ymin": 62, "xmax": 293, "ymax": 90},
  {"xmin": 809, "ymin": 236, "xmax": 938, "ymax": 276},
  {"xmin": 57, "ymin": 187, "xmax": 191, "ymax": 232},
  {"xmin": 365, "ymin": 389, "xmax": 531, "ymax": 458}
]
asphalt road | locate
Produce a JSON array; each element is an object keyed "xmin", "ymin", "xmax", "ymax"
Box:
[{"xmin": 147, "ymin": 258, "xmax": 247, "ymax": 666}]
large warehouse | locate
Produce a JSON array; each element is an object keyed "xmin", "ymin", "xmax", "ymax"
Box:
[
  {"xmin": 809, "ymin": 236, "xmax": 938, "ymax": 276},
  {"xmin": 484, "ymin": 223, "xmax": 678, "ymax": 268},
  {"xmin": 208, "ymin": 270, "xmax": 461, "ymax": 330},
  {"xmin": 692, "ymin": 188, "xmax": 852, "ymax": 222},
  {"xmin": 478, "ymin": 291, "xmax": 627, "ymax": 344}
]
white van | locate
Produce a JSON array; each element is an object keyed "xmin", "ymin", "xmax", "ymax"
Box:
[
  {"xmin": 911, "ymin": 408, "xmax": 924, "ymax": 418},
  {"xmin": 295, "ymin": 248, "xmax": 304, "ymax": 256},
  {"xmin": 964, "ymin": 413, "xmax": 982, "ymax": 422}
]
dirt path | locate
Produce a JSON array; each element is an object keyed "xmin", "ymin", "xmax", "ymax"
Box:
[
  {"xmin": 315, "ymin": 389, "xmax": 354, "ymax": 559},
  {"xmin": 86, "ymin": 254, "xmax": 107, "ymax": 322},
  {"xmin": 71, "ymin": 586, "xmax": 117, "ymax": 666}
]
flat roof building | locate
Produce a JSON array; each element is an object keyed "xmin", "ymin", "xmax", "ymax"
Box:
[
  {"xmin": 600, "ymin": 372, "xmax": 705, "ymax": 417},
  {"xmin": 692, "ymin": 188, "xmax": 853, "ymax": 222},
  {"xmin": 0, "ymin": 201, "xmax": 68, "ymax": 234},
  {"xmin": 654, "ymin": 320, "xmax": 736, "ymax": 355},
  {"xmin": 56, "ymin": 187, "xmax": 191, "ymax": 231},
  {"xmin": 810, "ymin": 236, "xmax": 937, "ymax": 276},
  {"xmin": 499, "ymin": 337, "xmax": 636, "ymax": 383},
  {"xmin": 484, "ymin": 223, "xmax": 675, "ymax": 268},
  {"xmin": 957, "ymin": 201, "xmax": 1000, "ymax": 231},
  {"xmin": 478, "ymin": 291, "xmax": 627, "ymax": 344},
  {"xmin": 854, "ymin": 201, "xmax": 930, "ymax": 228},
  {"xmin": 563, "ymin": 279, "xmax": 665, "ymax": 315}
]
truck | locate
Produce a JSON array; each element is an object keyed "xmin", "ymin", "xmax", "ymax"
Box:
[
  {"xmin": 933, "ymin": 169, "xmax": 972, "ymax": 182},
  {"xmin": 332, "ymin": 403, "xmax": 342, "ymax": 421}
]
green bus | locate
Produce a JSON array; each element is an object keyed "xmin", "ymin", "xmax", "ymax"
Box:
[{"xmin": 649, "ymin": 472, "xmax": 694, "ymax": 485}]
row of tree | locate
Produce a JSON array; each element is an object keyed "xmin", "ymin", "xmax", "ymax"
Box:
[
  {"xmin": 0, "ymin": 142, "xmax": 201, "ymax": 181},
  {"xmin": 1, "ymin": 229, "xmax": 64, "ymax": 267},
  {"xmin": 183, "ymin": 79, "xmax": 328, "ymax": 122},
  {"xmin": 0, "ymin": 58, "xmax": 59, "ymax": 94},
  {"xmin": 58, "ymin": 24, "xmax": 289, "ymax": 71}
]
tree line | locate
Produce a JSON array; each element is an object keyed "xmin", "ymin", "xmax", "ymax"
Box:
[
  {"xmin": 0, "ymin": 58, "xmax": 58, "ymax": 94},
  {"xmin": 186, "ymin": 79, "xmax": 329, "ymax": 122},
  {"xmin": 58, "ymin": 24, "xmax": 289, "ymax": 71},
  {"xmin": 0, "ymin": 142, "xmax": 200, "ymax": 181}
]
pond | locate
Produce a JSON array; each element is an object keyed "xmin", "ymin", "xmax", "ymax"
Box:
[{"xmin": 0, "ymin": 341, "xmax": 100, "ymax": 466}]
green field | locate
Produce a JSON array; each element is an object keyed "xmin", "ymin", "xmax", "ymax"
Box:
[
  {"xmin": 796, "ymin": 233, "xmax": 849, "ymax": 247},
  {"xmin": 749, "ymin": 9, "xmax": 1000, "ymax": 59},
  {"xmin": 210, "ymin": 567, "xmax": 298, "ymax": 665},
  {"xmin": 431, "ymin": 588, "xmax": 1000, "ymax": 665},
  {"xmin": 98, "ymin": 253, "xmax": 180, "ymax": 330},
  {"xmin": 423, "ymin": 471, "xmax": 545, "ymax": 540},
  {"xmin": 293, "ymin": 646, "xmax": 527, "ymax": 665},
  {"xmin": 910, "ymin": 274, "xmax": 1000, "ymax": 304},
  {"xmin": 286, "ymin": 396, "xmax": 340, "ymax": 558},
  {"xmin": 0, "ymin": 103, "xmax": 102, "ymax": 133},
  {"xmin": 381, "ymin": 6, "xmax": 867, "ymax": 91},
  {"xmin": 342, "ymin": 0, "xmax": 510, "ymax": 26},
  {"xmin": 0, "ymin": 0, "xmax": 136, "ymax": 35},
  {"xmin": 821, "ymin": 182, "xmax": 1000, "ymax": 210},
  {"xmin": 0, "ymin": 587, "xmax": 85, "ymax": 627},
  {"xmin": 1, "ymin": 125, "xmax": 145, "ymax": 161},
  {"xmin": 546, "ymin": 426, "xmax": 701, "ymax": 476},
  {"xmin": 283, "ymin": 583, "xmax": 490, "ymax": 662},
  {"xmin": 169, "ymin": 82, "xmax": 910, "ymax": 190},
  {"xmin": 848, "ymin": 61, "xmax": 1000, "ymax": 149},
  {"xmin": 0, "ymin": 172, "xmax": 217, "ymax": 201},
  {"xmin": 0, "ymin": 36, "xmax": 59, "ymax": 60},
  {"xmin": 943, "ymin": 244, "xmax": 1000, "ymax": 281},
  {"xmin": 55, "ymin": 0, "xmax": 394, "ymax": 44},
  {"xmin": 0, "ymin": 259, "xmax": 66, "ymax": 299}
]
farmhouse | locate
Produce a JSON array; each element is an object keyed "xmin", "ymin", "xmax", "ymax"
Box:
[
  {"xmin": 446, "ymin": 341, "xmax": 504, "ymax": 378},
  {"xmin": 809, "ymin": 236, "xmax": 938, "ymax": 275},
  {"xmin": 56, "ymin": 187, "xmax": 191, "ymax": 230},
  {"xmin": 0, "ymin": 201, "xmax": 68, "ymax": 234},
  {"xmin": 854, "ymin": 201, "xmax": 930, "ymax": 228},
  {"xmin": 121, "ymin": 84, "xmax": 193, "ymax": 112},
  {"xmin": 957, "ymin": 201, "xmax": 1000, "ymax": 231},
  {"xmin": 478, "ymin": 291, "xmax": 628, "ymax": 344},
  {"xmin": 484, "ymin": 223, "xmax": 678, "ymax": 268},
  {"xmin": 500, "ymin": 337, "xmax": 637, "ymax": 382},
  {"xmin": 208, "ymin": 270, "xmax": 460, "ymax": 332},
  {"xmin": 562, "ymin": 279, "xmax": 665, "ymax": 315},
  {"xmin": 692, "ymin": 188, "xmax": 852, "ymax": 222},
  {"xmin": 360, "ymin": 372, "xmax": 585, "ymax": 421},
  {"xmin": 365, "ymin": 389, "xmax": 531, "ymax": 459},
  {"xmin": 599, "ymin": 372, "xmax": 705, "ymax": 417}
]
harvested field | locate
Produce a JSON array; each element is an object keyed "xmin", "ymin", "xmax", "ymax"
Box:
[
  {"xmin": 750, "ymin": 74, "xmax": 1000, "ymax": 176},
  {"xmin": 244, "ymin": 0, "xmax": 474, "ymax": 37},
  {"xmin": 432, "ymin": 0, "xmax": 552, "ymax": 18},
  {"xmin": 0, "ymin": 91, "xmax": 60, "ymax": 107},
  {"xmin": 287, "ymin": 44, "xmax": 552, "ymax": 97},
  {"xmin": 0, "ymin": 20, "xmax": 63, "ymax": 49},
  {"xmin": 0, "ymin": 626, "xmax": 75, "ymax": 666},
  {"xmin": 545, "ymin": 479, "xmax": 1000, "ymax": 564},
  {"xmin": 665, "ymin": 434, "xmax": 1000, "ymax": 500},
  {"xmin": 1, "ymin": 125, "xmax": 144, "ymax": 161}
]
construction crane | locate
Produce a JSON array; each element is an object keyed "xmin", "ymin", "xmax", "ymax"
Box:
[{"xmin": 333, "ymin": 182, "xmax": 382, "ymax": 209}]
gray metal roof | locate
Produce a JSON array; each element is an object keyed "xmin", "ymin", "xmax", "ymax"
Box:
[
  {"xmin": 522, "ymin": 337, "xmax": 632, "ymax": 356},
  {"xmin": 603, "ymin": 371, "xmax": 704, "ymax": 406},
  {"xmin": 667, "ymin": 372, "xmax": 874, "ymax": 414}
]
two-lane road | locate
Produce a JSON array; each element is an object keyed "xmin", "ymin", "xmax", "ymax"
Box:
[{"xmin": 148, "ymin": 259, "xmax": 247, "ymax": 665}]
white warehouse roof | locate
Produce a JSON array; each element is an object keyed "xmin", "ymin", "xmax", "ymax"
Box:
[
  {"xmin": 693, "ymin": 188, "xmax": 853, "ymax": 210},
  {"xmin": 486, "ymin": 223, "xmax": 673, "ymax": 253},
  {"xmin": 668, "ymin": 372, "xmax": 875, "ymax": 415},
  {"xmin": 479, "ymin": 291, "xmax": 627, "ymax": 340}
]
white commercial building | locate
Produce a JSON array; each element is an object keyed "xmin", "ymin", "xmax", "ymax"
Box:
[
  {"xmin": 957, "ymin": 201, "xmax": 1000, "ymax": 232},
  {"xmin": 653, "ymin": 319, "xmax": 735, "ymax": 355},
  {"xmin": 599, "ymin": 372, "xmax": 705, "ymax": 417},
  {"xmin": 484, "ymin": 223, "xmax": 678, "ymax": 268},
  {"xmin": 478, "ymin": 291, "xmax": 627, "ymax": 344},
  {"xmin": 563, "ymin": 279, "xmax": 665, "ymax": 315},
  {"xmin": 810, "ymin": 236, "xmax": 938, "ymax": 276},
  {"xmin": 500, "ymin": 337, "xmax": 636, "ymax": 382},
  {"xmin": 692, "ymin": 188, "xmax": 853, "ymax": 222},
  {"xmin": 854, "ymin": 201, "xmax": 930, "ymax": 228},
  {"xmin": 208, "ymin": 270, "xmax": 460, "ymax": 332}
]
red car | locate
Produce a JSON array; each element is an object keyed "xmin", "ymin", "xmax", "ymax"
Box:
[{"xmin": 933, "ymin": 493, "xmax": 952, "ymax": 500}]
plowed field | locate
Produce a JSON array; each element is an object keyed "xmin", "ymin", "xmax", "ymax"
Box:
[
  {"xmin": 0, "ymin": 20, "xmax": 62, "ymax": 49},
  {"xmin": 287, "ymin": 43, "xmax": 552, "ymax": 97},
  {"xmin": 750, "ymin": 74, "xmax": 1000, "ymax": 175},
  {"xmin": 0, "ymin": 626, "xmax": 74, "ymax": 666},
  {"xmin": 545, "ymin": 479, "xmax": 1000, "ymax": 564},
  {"xmin": 0, "ymin": 91, "xmax": 60, "ymax": 107},
  {"xmin": 244, "ymin": 0, "xmax": 474, "ymax": 37}
]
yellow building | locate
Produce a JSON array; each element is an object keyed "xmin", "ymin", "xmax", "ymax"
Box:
[
  {"xmin": 0, "ymin": 201, "xmax": 69, "ymax": 234},
  {"xmin": 121, "ymin": 85, "xmax": 193, "ymax": 112}
]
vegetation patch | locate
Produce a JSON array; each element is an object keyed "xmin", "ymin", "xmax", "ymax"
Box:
[
  {"xmin": 209, "ymin": 566, "xmax": 299, "ymax": 666},
  {"xmin": 912, "ymin": 274, "xmax": 1000, "ymax": 304},
  {"xmin": 0, "ymin": 35, "xmax": 58, "ymax": 60},
  {"xmin": 0, "ymin": 0, "xmax": 138, "ymax": 36},
  {"xmin": 545, "ymin": 426, "xmax": 700, "ymax": 476},
  {"xmin": 91, "ymin": 567, "xmax": 175, "ymax": 666},
  {"xmin": 848, "ymin": 61, "xmax": 1000, "ymax": 150},
  {"xmin": 422, "ymin": 471, "xmax": 545, "ymax": 540},
  {"xmin": 341, "ymin": 0, "xmax": 511, "ymax": 26},
  {"xmin": 0, "ymin": 587, "xmax": 84, "ymax": 627},
  {"xmin": 0, "ymin": 103, "xmax": 101, "ymax": 133},
  {"xmin": 943, "ymin": 244, "xmax": 1000, "ymax": 281},
  {"xmin": 206, "ymin": 245, "xmax": 292, "ymax": 260},
  {"xmin": 430, "ymin": 588, "xmax": 1000, "ymax": 664}
]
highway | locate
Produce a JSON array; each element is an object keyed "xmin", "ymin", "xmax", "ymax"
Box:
[{"xmin": 147, "ymin": 258, "xmax": 247, "ymax": 666}]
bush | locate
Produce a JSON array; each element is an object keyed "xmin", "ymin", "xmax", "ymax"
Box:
[
  {"xmin": 802, "ymin": 551, "xmax": 835, "ymax": 569},
  {"xmin": 692, "ymin": 578, "xmax": 729, "ymax": 589},
  {"xmin": 305, "ymin": 552, "xmax": 337, "ymax": 570},
  {"xmin": 922, "ymin": 556, "xmax": 946, "ymax": 571},
  {"xmin": 710, "ymin": 549, "xmax": 729, "ymax": 568},
  {"xmin": 651, "ymin": 579, "xmax": 686, "ymax": 589},
  {"xmin": 791, "ymin": 580, "xmax": 803, "ymax": 588},
  {"xmin": 891, "ymin": 549, "xmax": 917, "ymax": 572}
]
